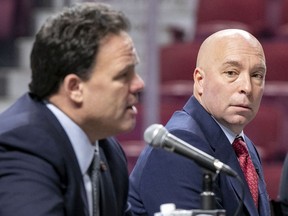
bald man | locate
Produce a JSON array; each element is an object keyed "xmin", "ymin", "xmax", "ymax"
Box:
[{"xmin": 129, "ymin": 29, "xmax": 270, "ymax": 216}]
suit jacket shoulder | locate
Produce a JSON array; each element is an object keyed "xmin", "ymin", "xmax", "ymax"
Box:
[
  {"xmin": 0, "ymin": 93, "xmax": 87, "ymax": 216},
  {"xmin": 129, "ymin": 96, "xmax": 270, "ymax": 216}
]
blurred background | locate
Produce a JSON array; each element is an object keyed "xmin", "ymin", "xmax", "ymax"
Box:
[{"xmin": 0, "ymin": 0, "xmax": 287, "ymax": 202}]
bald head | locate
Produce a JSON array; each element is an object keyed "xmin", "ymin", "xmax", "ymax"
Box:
[
  {"xmin": 193, "ymin": 29, "xmax": 266, "ymax": 134},
  {"xmin": 196, "ymin": 29, "xmax": 265, "ymax": 71}
]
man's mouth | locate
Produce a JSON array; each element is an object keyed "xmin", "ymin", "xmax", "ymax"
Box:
[
  {"xmin": 232, "ymin": 104, "xmax": 252, "ymax": 111},
  {"xmin": 127, "ymin": 105, "xmax": 138, "ymax": 114}
]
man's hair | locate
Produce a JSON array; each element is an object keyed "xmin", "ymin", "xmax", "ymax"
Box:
[{"xmin": 29, "ymin": 3, "xmax": 130, "ymax": 99}]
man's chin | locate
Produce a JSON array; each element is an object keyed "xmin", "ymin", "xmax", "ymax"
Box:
[{"xmin": 120, "ymin": 120, "xmax": 137, "ymax": 133}]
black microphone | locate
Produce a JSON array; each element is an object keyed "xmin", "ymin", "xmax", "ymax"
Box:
[{"xmin": 144, "ymin": 124, "xmax": 238, "ymax": 177}]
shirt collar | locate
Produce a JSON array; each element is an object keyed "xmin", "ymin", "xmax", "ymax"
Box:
[
  {"xmin": 46, "ymin": 103, "xmax": 95, "ymax": 175},
  {"xmin": 211, "ymin": 116, "xmax": 244, "ymax": 144}
]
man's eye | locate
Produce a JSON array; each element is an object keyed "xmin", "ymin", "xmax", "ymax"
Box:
[
  {"xmin": 225, "ymin": 71, "xmax": 237, "ymax": 76},
  {"xmin": 116, "ymin": 71, "xmax": 129, "ymax": 79},
  {"xmin": 252, "ymin": 72, "xmax": 264, "ymax": 80},
  {"xmin": 120, "ymin": 72, "xmax": 128, "ymax": 78}
]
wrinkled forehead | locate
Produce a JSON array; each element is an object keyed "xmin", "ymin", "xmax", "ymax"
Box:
[
  {"xmin": 122, "ymin": 33, "xmax": 140, "ymax": 64},
  {"xmin": 219, "ymin": 35, "xmax": 265, "ymax": 66},
  {"xmin": 99, "ymin": 31, "xmax": 140, "ymax": 64},
  {"xmin": 197, "ymin": 30, "xmax": 265, "ymax": 69},
  {"xmin": 221, "ymin": 34, "xmax": 263, "ymax": 53}
]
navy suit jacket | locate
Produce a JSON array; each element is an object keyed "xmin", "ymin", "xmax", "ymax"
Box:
[
  {"xmin": 0, "ymin": 93, "xmax": 131, "ymax": 216},
  {"xmin": 279, "ymin": 153, "xmax": 288, "ymax": 215},
  {"xmin": 129, "ymin": 96, "xmax": 270, "ymax": 216}
]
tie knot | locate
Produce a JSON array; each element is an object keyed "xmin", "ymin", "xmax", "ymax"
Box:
[{"xmin": 232, "ymin": 136, "xmax": 248, "ymax": 157}]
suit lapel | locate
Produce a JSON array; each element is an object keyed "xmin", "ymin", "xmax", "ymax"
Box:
[
  {"xmin": 226, "ymin": 151, "xmax": 259, "ymax": 215},
  {"xmin": 185, "ymin": 97, "xmax": 260, "ymax": 215},
  {"xmin": 245, "ymin": 137, "xmax": 271, "ymax": 216},
  {"xmin": 98, "ymin": 146, "xmax": 119, "ymax": 216},
  {"xmin": 213, "ymin": 131, "xmax": 259, "ymax": 215},
  {"xmin": 211, "ymin": 131, "xmax": 259, "ymax": 215},
  {"xmin": 39, "ymin": 101, "xmax": 89, "ymax": 216}
]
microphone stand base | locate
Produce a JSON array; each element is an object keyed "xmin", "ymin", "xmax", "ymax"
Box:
[
  {"xmin": 190, "ymin": 209, "xmax": 226, "ymax": 216},
  {"xmin": 154, "ymin": 209, "xmax": 226, "ymax": 216}
]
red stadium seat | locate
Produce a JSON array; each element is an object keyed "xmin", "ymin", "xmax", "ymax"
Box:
[
  {"xmin": 160, "ymin": 41, "xmax": 201, "ymax": 83},
  {"xmin": 195, "ymin": 0, "xmax": 267, "ymax": 39},
  {"xmin": 262, "ymin": 41, "xmax": 288, "ymax": 81},
  {"xmin": 245, "ymin": 103, "xmax": 286, "ymax": 162},
  {"xmin": 263, "ymin": 162, "xmax": 283, "ymax": 200},
  {"xmin": 0, "ymin": 0, "xmax": 16, "ymax": 39}
]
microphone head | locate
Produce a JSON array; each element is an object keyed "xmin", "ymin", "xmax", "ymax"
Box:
[{"xmin": 144, "ymin": 124, "xmax": 167, "ymax": 147}]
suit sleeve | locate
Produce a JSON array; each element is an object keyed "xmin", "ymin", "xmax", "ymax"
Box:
[
  {"xmin": 129, "ymin": 129, "xmax": 217, "ymax": 216},
  {"xmin": 279, "ymin": 154, "xmax": 288, "ymax": 215},
  {"xmin": 0, "ymin": 128, "xmax": 66, "ymax": 216}
]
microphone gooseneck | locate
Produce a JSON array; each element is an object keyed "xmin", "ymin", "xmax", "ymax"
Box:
[{"xmin": 144, "ymin": 124, "xmax": 238, "ymax": 178}]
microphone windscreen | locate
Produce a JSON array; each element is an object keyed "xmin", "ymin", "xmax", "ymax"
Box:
[{"xmin": 144, "ymin": 124, "xmax": 167, "ymax": 147}]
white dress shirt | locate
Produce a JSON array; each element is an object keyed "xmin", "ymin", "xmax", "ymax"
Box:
[
  {"xmin": 211, "ymin": 116, "xmax": 245, "ymax": 144},
  {"xmin": 46, "ymin": 103, "xmax": 96, "ymax": 216}
]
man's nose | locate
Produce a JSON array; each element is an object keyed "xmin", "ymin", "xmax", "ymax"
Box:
[{"xmin": 131, "ymin": 74, "xmax": 145, "ymax": 93}]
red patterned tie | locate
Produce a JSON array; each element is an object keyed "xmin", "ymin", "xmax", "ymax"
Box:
[{"xmin": 233, "ymin": 136, "xmax": 259, "ymax": 208}]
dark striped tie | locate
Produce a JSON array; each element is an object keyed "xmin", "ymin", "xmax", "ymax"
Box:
[{"xmin": 90, "ymin": 145, "xmax": 100, "ymax": 216}]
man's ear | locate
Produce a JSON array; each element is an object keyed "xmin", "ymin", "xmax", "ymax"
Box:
[
  {"xmin": 63, "ymin": 74, "xmax": 83, "ymax": 103},
  {"xmin": 193, "ymin": 68, "xmax": 204, "ymax": 95}
]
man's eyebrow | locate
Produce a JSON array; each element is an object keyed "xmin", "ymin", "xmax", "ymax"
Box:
[
  {"xmin": 120, "ymin": 64, "xmax": 135, "ymax": 73},
  {"xmin": 254, "ymin": 65, "xmax": 266, "ymax": 72},
  {"xmin": 223, "ymin": 60, "xmax": 266, "ymax": 71},
  {"xmin": 223, "ymin": 60, "xmax": 242, "ymax": 68}
]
